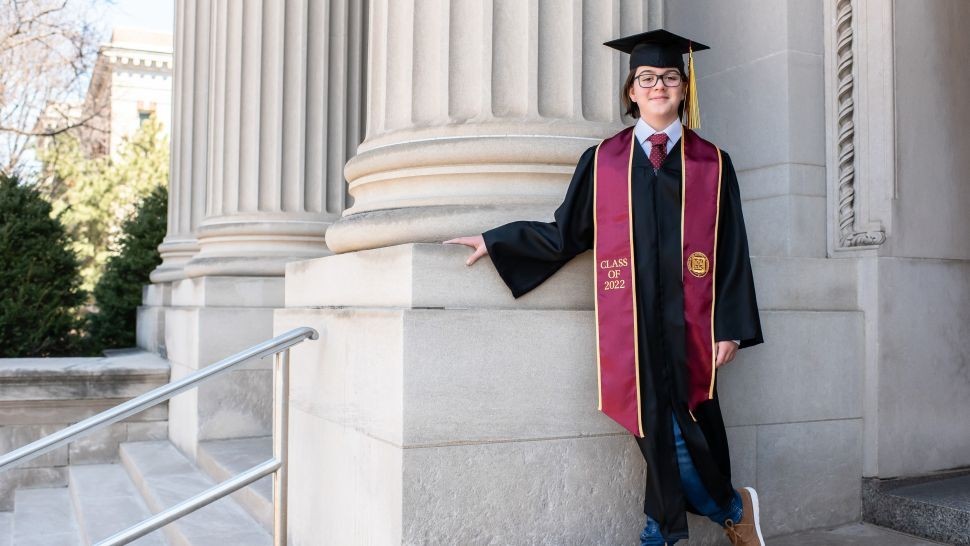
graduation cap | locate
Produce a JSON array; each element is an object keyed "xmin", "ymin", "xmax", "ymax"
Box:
[{"xmin": 604, "ymin": 29, "xmax": 710, "ymax": 129}]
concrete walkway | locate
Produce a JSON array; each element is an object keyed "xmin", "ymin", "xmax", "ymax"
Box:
[{"xmin": 771, "ymin": 522, "xmax": 948, "ymax": 545}]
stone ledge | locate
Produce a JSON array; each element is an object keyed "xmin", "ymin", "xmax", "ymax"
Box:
[
  {"xmin": 285, "ymin": 241, "xmax": 591, "ymax": 310},
  {"xmin": 0, "ymin": 351, "xmax": 168, "ymax": 381},
  {"xmin": 285, "ymin": 243, "xmax": 859, "ymax": 312},
  {"xmin": 0, "ymin": 350, "xmax": 169, "ymax": 403}
]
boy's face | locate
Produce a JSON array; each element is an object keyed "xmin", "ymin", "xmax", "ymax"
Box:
[{"xmin": 628, "ymin": 65, "xmax": 686, "ymax": 121}]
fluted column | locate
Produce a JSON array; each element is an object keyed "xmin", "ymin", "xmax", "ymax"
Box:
[
  {"xmin": 183, "ymin": 0, "xmax": 363, "ymax": 277},
  {"xmin": 151, "ymin": 0, "xmax": 209, "ymax": 282},
  {"xmin": 326, "ymin": 0, "xmax": 656, "ymax": 253}
]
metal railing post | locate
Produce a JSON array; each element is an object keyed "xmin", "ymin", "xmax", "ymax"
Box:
[{"xmin": 273, "ymin": 347, "xmax": 291, "ymax": 546}]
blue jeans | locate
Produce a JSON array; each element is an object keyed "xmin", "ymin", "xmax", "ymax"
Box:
[{"xmin": 640, "ymin": 415, "xmax": 743, "ymax": 546}]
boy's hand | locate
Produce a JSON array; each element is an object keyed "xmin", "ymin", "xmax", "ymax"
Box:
[
  {"xmin": 443, "ymin": 235, "xmax": 488, "ymax": 266},
  {"xmin": 715, "ymin": 341, "xmax": 738, "ymax": 369}
]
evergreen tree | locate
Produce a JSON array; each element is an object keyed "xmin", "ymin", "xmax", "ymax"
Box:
[
  {"xmin": 0, "ymin": 175, "xmax": 85, "ymax": 356},
  {"xmin": 36, "ymin": 115, "xmax": 169, "ymax": 291},
  {"xmin": 87, "ymin": 186, "xmax": 167, "ymax": 350}
]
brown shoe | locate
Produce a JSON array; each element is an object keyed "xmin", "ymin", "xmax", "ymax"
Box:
[{"xmin": 723, "ymin": 487, "xmax": 764, "ymax": 546}]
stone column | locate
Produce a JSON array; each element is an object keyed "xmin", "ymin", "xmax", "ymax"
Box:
[
  {"xmin": 182, "ymin": 0, "xmax": 362, "ymax": 277},
  {"xmin": 150, "ymin": 0, "xmax": 207, "ymax": 282},
  {"xmin": 138, "ymin": 0, "xmax": 211, "ymax": 352},
  {"xmin": 155, "ymin": 0, "xmax": 365, "ymax": 461},
  {"xmin": 326, "ymin": 0, "xmax": 660, "ymax": 253}
]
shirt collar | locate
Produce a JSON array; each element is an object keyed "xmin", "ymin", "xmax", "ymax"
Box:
[{"xmin": 634, "ymin": 117, "xmax": 682, "ymax": 147}]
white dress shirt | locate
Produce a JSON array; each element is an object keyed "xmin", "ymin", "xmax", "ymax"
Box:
[
  {"xmin": 632, "ymin": 118, "xmax": 741, "ymax": 349},
  {"xmin": 634, "ymin": 117, "xmax": 682, "ymax": 157}
]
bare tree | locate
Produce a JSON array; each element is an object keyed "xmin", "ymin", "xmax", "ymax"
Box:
[{"xmin": 0, "ymin": 0, "xmax": 107, "ymax": 176}]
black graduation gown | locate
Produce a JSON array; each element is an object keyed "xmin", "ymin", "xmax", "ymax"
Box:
[{"xmin": 482, "ymin": 136, "xmax": 764, "ymax": 540}]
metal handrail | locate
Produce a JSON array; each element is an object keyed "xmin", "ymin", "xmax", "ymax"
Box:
[{"xmin": 0, "ymin": 326, "xmax": 318, "ymax": 546}]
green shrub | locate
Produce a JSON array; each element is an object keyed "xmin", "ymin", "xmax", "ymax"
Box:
[
  {"xmin": 0, "ymin": 175, "xmax": 85, "ymax": 356},
  {"xmin": 87, "ymin": 185, "xmax": 167, "ymax": 351}
]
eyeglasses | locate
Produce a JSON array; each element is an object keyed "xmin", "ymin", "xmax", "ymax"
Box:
[{"xmin": 635, "ymin": 72, "xmax": 683, "ymax": 88}]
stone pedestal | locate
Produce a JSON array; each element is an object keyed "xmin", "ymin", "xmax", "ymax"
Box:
[
  {"xmin": 278, "ymin": 244, "xmax": 870, "ymax": 543},
  {"xmin": 136, "ymin": 283, "xmax": 171, "ymax": 354},
  {"xmin": 277, "ymin": 244, "xmax": 645, "ymax": 544},
  {"xmin": 164, "ymin": 276, "xmax": 282, "ymax": 460}
]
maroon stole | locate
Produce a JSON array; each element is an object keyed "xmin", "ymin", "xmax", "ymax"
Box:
[{"xmin": 593, "ymin": 126, "xmax": 722, "ymax": 437}]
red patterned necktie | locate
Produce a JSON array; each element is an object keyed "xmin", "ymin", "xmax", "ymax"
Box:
[{"xmin": 647, "ymin": 132, "xmax": 669, "ymax": 171}]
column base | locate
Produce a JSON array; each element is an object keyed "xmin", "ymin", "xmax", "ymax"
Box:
[
  {"xmin": 324, "ymin": 203, "xmax": 557, "ymax": 254},
  {"xmin": 331, "ymin": 126, "xmax": 619, "ymax": 254},
  {"xmin": 277, "ymin": 243, "xmax": 643, "ymax": 543},
  {"xmin": 150, "ymin": 237, "xmax": 199, "ymax": 283},
  {"xmin": 184, "ymin": 215, "xmax": 332, "ymax": 277}
]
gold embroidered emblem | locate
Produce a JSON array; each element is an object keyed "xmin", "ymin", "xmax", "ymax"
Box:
[{"xmin": 687, "ymin": 252, "xmax": 709, "ymax": 278}]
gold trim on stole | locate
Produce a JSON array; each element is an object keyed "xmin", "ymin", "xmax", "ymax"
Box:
[
  {"xmin": 708, "ymin": 148, "xmax": 723, "ymax": 399},
  {"xmin": 593, "ymin": 143, "xmax": 603, "ymax": 411},
  {"xmin": 626, "ymin": 134, "xmax": 644, "ymax": 438},
  {"xmin": 593, "ymin": 132, "xmax": 644, "ymax": 437},
  {"xmin": 680, "ymin": 136, "xmax": 686, "ymax": 298},
  {"xmin": 682, "ymin": 136, "xmax": 725, "ymax": 404}
]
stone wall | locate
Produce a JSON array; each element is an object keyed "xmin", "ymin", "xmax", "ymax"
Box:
[
  {"xmin": 892, "ymin": 0, "xmax": 970, "ymax": 261},
  {"xmin": 0, "ymin": 351, "xmax": 170, "ymax": 510},
  {"xmin": 862, "ymin": 0, "xmax": 970, "ymax": 479},
  {"xmin": 277, "ymin": 245, "xmax": 647, "ymax": 545}
]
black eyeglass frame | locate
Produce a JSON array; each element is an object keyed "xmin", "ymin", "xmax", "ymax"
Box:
[{"xmin": 634, "ymin": 71, "xmax": 684, "ymax": 89}]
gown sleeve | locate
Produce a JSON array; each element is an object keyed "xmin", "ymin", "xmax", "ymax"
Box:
[
  {"xmin": 481, "ymin": 146, "xmax": 597, "ymax": 298},
  {"xmin": 713, "ymin": 152, "xmax": 764, "ymax": 349}
]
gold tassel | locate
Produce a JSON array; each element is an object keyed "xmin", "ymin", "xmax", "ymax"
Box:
[{"xmin": 685, "ymin": 46, "xmax": 701, "ymax": 130}]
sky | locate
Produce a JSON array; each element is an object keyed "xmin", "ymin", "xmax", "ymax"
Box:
[
  {"xmin": 102, "ymin": 0, "xmax": 174, "ymax": 35},
  {"xmin": 9, "ymin": 1, "xmax": 174, "ymax": 174}
]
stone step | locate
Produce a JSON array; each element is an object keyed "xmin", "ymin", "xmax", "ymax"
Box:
[
  {"xmin": 771, "ymin": 522, "xmax": 949, "ymax": 545},
  {"xmin": 196, "ymin": 437, "xmax": 273, "ymax": 532},
  {"xmin": 12, "ymin": 488, "xmax": 80, "ymax": 546},
  {"xmin": 0, "ymin": 512, "xmax": 11, "ymax": 546},
  {"xmin": 68, "ymin": 464, "xmax": 167, "ymax": 545},
  {"xmin": 120, "ymin": 441, "xmax": 270, "ymax": 546},
  {"xmin": 864, "ymin": 469, "xmax": 970, "ymax": 545},
  {"xmin": 0, "ymin": 350, "xmax": 171, "ymax": 508}
]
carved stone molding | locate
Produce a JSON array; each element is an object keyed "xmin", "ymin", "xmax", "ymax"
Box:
[
  {"xmin": 825, "ymin": 0, "xmax": 894, "ymax": 253},
  {"xmin": 326, "ymin": 0, "xmax": 656, "ymax": 253}
]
